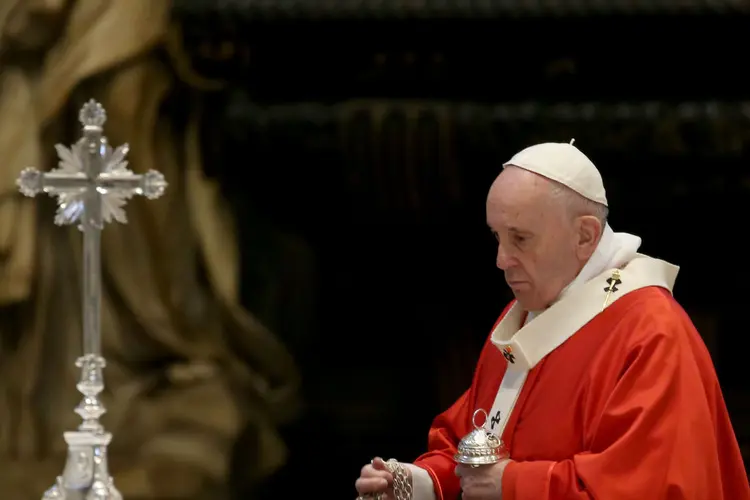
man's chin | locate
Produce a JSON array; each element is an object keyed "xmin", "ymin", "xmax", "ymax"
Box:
[
  {"xmin": 509, "ymin": 289, "xmax": 544, "ymax": 311},
  {"xmin": 509, "ymin": 287, "xmax": 527, "ymax": 303}
]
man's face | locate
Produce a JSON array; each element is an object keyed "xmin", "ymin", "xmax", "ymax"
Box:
[{"xmin": 486, "ymin": 167, "xmax": 584, "ymax": 311}]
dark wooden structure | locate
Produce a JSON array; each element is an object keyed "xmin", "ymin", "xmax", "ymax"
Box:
[{"xmin": 171, "ymin": 2, "xmax": 750, "ymax": 497}]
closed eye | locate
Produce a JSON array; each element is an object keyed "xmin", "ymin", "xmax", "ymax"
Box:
[{"xmin": 510, "ymin": 230, "xmax": 533, "ymax": 247}]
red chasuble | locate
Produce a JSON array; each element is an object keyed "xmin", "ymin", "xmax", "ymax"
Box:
[{"xmin": 414, "ymin": 280, "xmax": 749, "ymax": 499}]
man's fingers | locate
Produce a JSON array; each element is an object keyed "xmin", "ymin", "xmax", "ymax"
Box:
[
  {"xmin": 455, "ymin": 464, "xmax": 485, "ymax": 477},
  {"xmin": 356, "ymin": 459, "xmax": 393, "ymax": 496},
  {"xmin": 455, "ymin": 464, "xmax": 473, "ymax": 477},
  {"xmin": 355, "ymin": 476, "xmax": 389, "ymax": 494},
  {"xmin": 360, "ymin": 464, "xmax": 392, "ymax": 481}
]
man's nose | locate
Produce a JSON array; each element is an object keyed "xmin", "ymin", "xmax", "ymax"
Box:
[{"xmin": 496, "ymin": 244, "xmax": 513, "ymax": 270}]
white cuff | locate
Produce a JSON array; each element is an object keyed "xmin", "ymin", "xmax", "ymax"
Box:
[{"xmin": 403, "ymin": 463, "xmax": 437, "ymax": 500}]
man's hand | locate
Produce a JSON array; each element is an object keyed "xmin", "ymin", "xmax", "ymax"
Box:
[
  {"xmin": 455, "ymin": 460, "xmax": 511, "ymax": 500},
  {"xmin": 355, "ymin": 457, "xmax": 396, "ymax": 499}
]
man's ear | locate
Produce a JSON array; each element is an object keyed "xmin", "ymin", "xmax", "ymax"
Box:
[{"xmin": 576, "ymin": 216, "xmax": 603, "ymax": 260}]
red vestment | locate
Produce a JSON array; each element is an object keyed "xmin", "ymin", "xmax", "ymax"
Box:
[{"xmin": 414, "ymin": 287, "xmax": 750, "ymax": 499}]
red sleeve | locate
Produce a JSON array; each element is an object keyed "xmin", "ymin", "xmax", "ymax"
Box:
[
  {"xmin": 413, "ymin": 388, "xmax": 470, "ymax": 500},
  {"xmin": 503, "ymin": 320, "xmax": 750, "ymax": 500},
  {"xmin": 414, "ymin": 302, "xmax": 513, "ymax": 500},
  {"xmin": 413, "ymin": 306, "xmax": 514, "ymax": 500}
]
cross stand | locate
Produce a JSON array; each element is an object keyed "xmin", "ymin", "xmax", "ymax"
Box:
[{"xmin": 16, "ymin": 100, "xmax": 168, "ymax": 500}]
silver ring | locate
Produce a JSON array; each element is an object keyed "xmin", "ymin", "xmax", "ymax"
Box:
[{"xmin": 472, "ymin": 408, "xmax": 489, "ymax": 429}]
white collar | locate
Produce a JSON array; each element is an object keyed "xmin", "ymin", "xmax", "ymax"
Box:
[{"xmin": 492, "ymin": 254, "xmax": 679, "ymax": 370}]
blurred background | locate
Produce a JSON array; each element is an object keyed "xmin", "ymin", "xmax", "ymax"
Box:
[{"xmin": 0, "ymin": 0, "xmax": 748, "ymax": 498}]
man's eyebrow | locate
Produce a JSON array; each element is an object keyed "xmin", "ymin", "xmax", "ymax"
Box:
[
  {"xmin": 509, "ymin": 227, "xmax": 533, "ymax": 236},
  {"xmin": 487, "ymin": 224, "xmax": 532, "ymax": 235}
]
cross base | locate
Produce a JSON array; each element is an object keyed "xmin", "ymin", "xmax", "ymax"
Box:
[{"xmin": 42, "ymin": 431, "xmax": 122, "ymax": 500}]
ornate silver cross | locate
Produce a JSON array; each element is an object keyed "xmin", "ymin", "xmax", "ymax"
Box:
[{"xmin": 16, "ymin": 99, "xmax": 168, "ymax": 500}]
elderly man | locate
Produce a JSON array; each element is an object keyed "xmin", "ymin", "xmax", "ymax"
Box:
[{"xmin": 354, "ymin": 142, "xmax": 750, "ymax": 500}]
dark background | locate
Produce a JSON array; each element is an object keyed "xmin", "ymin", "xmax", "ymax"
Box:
[{"xmin": 172, "ymin": 2, "xmax": 750, "ymax": 497}]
